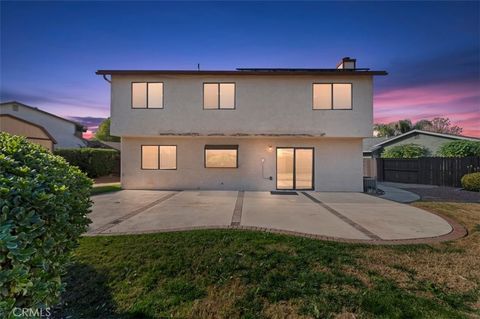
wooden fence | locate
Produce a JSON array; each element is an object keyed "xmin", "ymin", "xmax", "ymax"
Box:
[{"xmin": 376, "ymin": 156, "xmax": 480, "ymax": 187}]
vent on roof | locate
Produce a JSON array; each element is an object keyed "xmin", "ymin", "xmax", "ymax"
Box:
[
  {"xmin": 12, "ymin": 104, "xmax": 19, "ymax": 111},
  {"xmin": 337, "ymin": 57, "xmax": 356, "ymax": 70}
]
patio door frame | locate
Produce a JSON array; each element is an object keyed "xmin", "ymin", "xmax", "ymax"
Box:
[{"xmin": 276, "ymin": 147, "xmax": 315, "ymax": 190}]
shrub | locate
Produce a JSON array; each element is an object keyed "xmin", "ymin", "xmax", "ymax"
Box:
[
  {"xmin": 0, "ymin": 132, "xmax": 92, "ymax": 317},
  {"xmin": 437, "ymin": 140, "xmax": 480, "ymax": 157},
  {"xmin": 461, "ymin": 172, "xmax": 480, "ymax": 192},
  {"xmin": 381, "ymin": 144, "xmax": 429, "ymax": 158},
  {"xmin": 54, "ymin": 148, "xmax": 120, "ymax": 178}
]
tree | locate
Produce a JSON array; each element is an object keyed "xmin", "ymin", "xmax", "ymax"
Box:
[
  {"xmin": 95, "ymin": 118, "xmax": 120, "ymax": 142},
  {"xmin": 413, "ymin": 119, "xmax": 432, "ymax": 131},
  {"xmin": 381, "ymin": 143, "xmax": 429, "ymax": 158},
  {"xmin": 437, "ymin": 140, "xmax": 480, "ymax": 157},
  {"xmin": 374, "ymin": 119, "xmax": 412, "ymax": 137},
  {"xmin": 373, "ymin": 117, "xmax": 464, "ymax": 137},
  {"xmin": 426, "ymin": 117, "xmax": 463, "ymax": 135},
  {"xmin": 373, "ymin": 123, "xmax": 396, "ymax": 137},
  {"xmin": 394, "ymin": 119, "xmax": 413, "ymax": 135}
]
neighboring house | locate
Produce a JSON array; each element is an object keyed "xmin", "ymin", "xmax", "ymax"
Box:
[
  {"xmin": 362, "ymin": 130, "xmax": 480, "ymax": 177},
  {"xmin": 0, "ymin": 114, "xmax": 57, "ymax": 150},
  {"xmin": 86, "ymin": 139, "xmax": 121, "ymax": 151},
  {"xmin": 100, "ymin": 141, "xmax": 121, "ymax": 151},
  {"xmin": 364, "ymin": 129, "xmax": 480, "ymax": 158},
  {"xmin": 97, "ymin": 57, "xmax": 387, "ymax": 191},
  {"xmin": 0, "ymin": 101, "xmax": 87, "ymax": 149}
]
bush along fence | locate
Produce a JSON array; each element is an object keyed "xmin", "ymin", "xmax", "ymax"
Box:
[
  {"xmin": 54, "ymin": 148, "xmax": 120, "ymax": 178},
  {"xmin": 376, "ymin": 156, "xmax": 480, "ymax": 187}
]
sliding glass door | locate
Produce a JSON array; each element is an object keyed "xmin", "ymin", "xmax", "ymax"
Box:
[
  {"xmin": 276, "ymin": 148, "xmax": 314, "ymax": 190},
  {"xmin": 276, "ymin": 148, "xmax": 295, "ymax": 189}
]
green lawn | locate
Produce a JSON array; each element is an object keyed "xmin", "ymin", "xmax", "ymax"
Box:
[
  {"xmin": 91, "ymin": 183, "xmax": 122, "ymax": 196},
  {"xmin": 56, "ymin": 202, "xmax": 480, "ymax": 318}
]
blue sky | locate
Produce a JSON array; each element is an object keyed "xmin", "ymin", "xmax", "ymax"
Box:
[{"xmin": 1, "ymin": 1, "xmax": 479, "ymax": 136}]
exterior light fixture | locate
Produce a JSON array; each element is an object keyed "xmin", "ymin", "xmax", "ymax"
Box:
[{"xmin": 268, "ymin": 145, "xmax": 273, "ymax": 152}]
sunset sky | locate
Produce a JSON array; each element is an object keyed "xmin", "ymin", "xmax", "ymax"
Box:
[{"xmin": 1, "ymin": 1, "xmax": 479, "ymax": 138}]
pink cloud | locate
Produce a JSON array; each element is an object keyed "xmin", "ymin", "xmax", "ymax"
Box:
[
  {"xmin": 374, "ymin": 82, "xmax": 479, "ymax": 109},
  {"xmin": 374, "ymin": 82, "xmax": 480, "ymax": 137}
]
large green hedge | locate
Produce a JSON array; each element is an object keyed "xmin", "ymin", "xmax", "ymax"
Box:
[
  {"xmin": 0, "ymin": 132, "xmax": 92, "ymax": 317},
  {"xmin": 381, "ymin": 143, "xmax": 429, "ymax": 158},
  {"xmin": 54, "ymin": 148, "xmax": 120, "ymax": 178},
  {"xmin": 437, "ymin": 140, "xmax": 480, "ymax": 157}
]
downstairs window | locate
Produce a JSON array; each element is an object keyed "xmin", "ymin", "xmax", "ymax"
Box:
[
  {"xmin": 204, "ymin": 145, "xmax": 238, "ymax": 168},
  {"xmin": 141, "ymin": 145, "xmax": 177, "ymax": 169}
]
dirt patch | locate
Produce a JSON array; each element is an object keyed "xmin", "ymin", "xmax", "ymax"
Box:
[
  {"xmin": 311, "ymin": 262, "xmax": 331, "ymax": 273},
  {"xmin": 263, "ymin": 301, "xmax": 311, "ymax": 319},
  {"xmin": 341, "ymin": 265, "xmax": 373, "ymax": 288},
  {"xmin": 334, "ymin": 311, "xmax": 360, "ymax": 319}
]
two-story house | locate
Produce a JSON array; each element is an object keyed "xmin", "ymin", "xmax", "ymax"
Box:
[{"xmin": 97, "ymin": 58, "xmax": 387, "ymax": 191}]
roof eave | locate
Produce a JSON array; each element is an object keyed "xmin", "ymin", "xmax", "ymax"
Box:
[
  {"xmin": 370, "ymin": 129, "xmax": 480, "ymax": 149},
  {"xmin": 95, "ymin": 70, "xmax": 388, "ymax": 76}
]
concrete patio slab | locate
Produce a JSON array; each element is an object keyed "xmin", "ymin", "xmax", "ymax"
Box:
[
  {"xmin": 380, "ymin": 182, "xmax": 438, "ymax": 189},
  {"xmin": 377, "ymin": 183, "xmax": 421, "ymax": 203},
  {"xmin": 88, "ymin": 190, "xmax": 172, "ymax": 232},
  {"xmin": 308, "ymin": 192, "xmax": 452, "ymax": 240},
  {"xmin": 87, "ymin": 190, "xmax": 461, "ymax": 244},
  {"xmin": 103, "ymin": 191, "xmax": 237, "ymax": 233},
  {"xmin": 242, "ymin": 192, "xmax": 370, "ymax": 240},
  {"xmin": 304, "ymin": 192, "xmax": 389, "ymax": 204}
]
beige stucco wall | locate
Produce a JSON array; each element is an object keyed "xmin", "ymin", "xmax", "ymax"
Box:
[
  {"xmin": 382, "ymin": 134, "xmax": 458, "ymax": 156},
  {"xmin": 110, "ymin": 74, "xmax": 373, "ymax": 138},
  {"xmin": 121, "ymin": 136, "xmax": 363, "ymax": 192},
  {"xmin": 0, "ymin": 115, "xmax": 54, "ymax": 150}
]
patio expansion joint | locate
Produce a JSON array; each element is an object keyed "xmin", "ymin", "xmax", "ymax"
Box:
[
  {"xmin": 231, "ymin": 191, "xmax": 245, "ymax": 226},
  {"xmin": 301, "ymin": 192, "xmax": 383, "ymax": 240},
  {"xmin": 90, "ymin": 191, "xmax": 182, "ymax": 234}
]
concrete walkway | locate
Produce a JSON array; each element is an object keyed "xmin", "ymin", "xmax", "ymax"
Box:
[
  {"xmin": 377, "ymin": 183, "xmax": 421, "ymax": 203},
  {"xmin": 380, "ymin": 182, "xmax": 438, "ymax": 189},
  {"xmin": 86, "ymin": 190, "xmax": 465, "ymax": 244}
]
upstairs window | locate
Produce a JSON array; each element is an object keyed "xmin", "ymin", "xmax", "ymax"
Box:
[
  {"xmin": 132, "ymin": 82, "xmax": 164, "ymax": 108},
  {"xmin": 204, "ymin": 145, "xmax": 238, "ymax": 168},
  {"xmin": 313, "ymin": 83, "xmax": 352, "ymax": 110},
  {"xmin": 141, "ymin": 145, "xmax": 176, "ymax": 170},
  {"xmin": 203, "ymin": 83, "xmax": 235, "ymax": 109}
]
